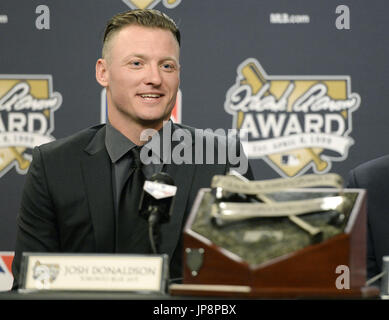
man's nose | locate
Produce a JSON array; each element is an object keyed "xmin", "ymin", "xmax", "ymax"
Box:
[{"xmin": 143, "ymin": 64, "xmax": 162, "ymax": 86}]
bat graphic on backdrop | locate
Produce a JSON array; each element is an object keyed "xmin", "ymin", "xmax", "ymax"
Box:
[{"xmin": 0, "ymin": 147, "xmax": 30, "ymax": 172}]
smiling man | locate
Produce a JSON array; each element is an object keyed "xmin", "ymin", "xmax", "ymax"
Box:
[
  {"xmin": 11, "ymin": 9, "xmax": 252, "ymax": 289},
  {"xmin": 96, "ymin": 18, "xmax": 181, "ymax": 144}
]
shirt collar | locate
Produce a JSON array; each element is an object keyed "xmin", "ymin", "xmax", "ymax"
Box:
[
  {"xmin": 105, "ymin": 120, "xmax": 173, "ymax": 163},
  {"xmin": 105, "ymin": 121, "xmax": 136, "ymax": 163}
]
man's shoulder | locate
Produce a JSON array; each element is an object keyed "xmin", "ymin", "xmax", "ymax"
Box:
[
  {"xmin": 349, "ymin": 154, "xmax": 389, "ymax": 188},
  {"xmin": 352, "ymin": 154, "xmax": 389, "ymax": 174},
  {"xmin": 38, "ymin": 124, "xmax": 105, "ymax": 154}
]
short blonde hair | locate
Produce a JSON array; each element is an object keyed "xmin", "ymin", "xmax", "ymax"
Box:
[{"xmin": 102, "ymin": 9, "xmax": 180, "ymax": 59}]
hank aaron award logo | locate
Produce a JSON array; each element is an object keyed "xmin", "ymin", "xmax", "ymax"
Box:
[
  {"xmin": 122, "ymin": 0, "xmax": 181, "ymax": 10},
  {"xmin": 0, "ymin": 75, "xmax": 62, "ymax": 178},
  {"xmin": 225, "ymin": 58, "xmax": 361, "ymax": 177}
]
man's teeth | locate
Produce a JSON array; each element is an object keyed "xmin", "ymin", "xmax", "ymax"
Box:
[{"xmin": 140, "ymin": 94, "xmax": 161, "ymax": 98}]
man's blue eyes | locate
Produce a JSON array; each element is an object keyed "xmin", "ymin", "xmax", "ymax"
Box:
[{"xmin": 129, "ymin": 62, "xmax": 174, "ymax": 69}]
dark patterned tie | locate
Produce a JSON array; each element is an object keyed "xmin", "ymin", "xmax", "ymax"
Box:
[{"xmin": 117, "ymin": 146, "xmax": 150, "ymax": 253}]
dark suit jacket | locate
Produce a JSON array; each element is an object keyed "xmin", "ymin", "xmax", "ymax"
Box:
[
  {"xmin": 347, "ymin": 155, "xmax": 389, "ymax": 283},
  {"xmin": 12, "ymin": 123, "xmax": 253, "ymax": 288}
]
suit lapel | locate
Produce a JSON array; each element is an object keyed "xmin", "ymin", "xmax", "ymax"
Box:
[
  {"xmin": 79, "ymin": 123, "xmax": 197, "ymax": 257},
  {"xmin": 81, "ymin": 126, "xmax": 116, "ymax": 252}
]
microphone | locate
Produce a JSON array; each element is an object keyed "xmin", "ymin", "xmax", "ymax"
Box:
[{"xmin": 138, "ymin": 172, "xmax": 177, "ymax": 253}]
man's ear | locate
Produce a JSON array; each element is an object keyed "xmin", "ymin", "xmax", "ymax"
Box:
[{"xmin": 96, "ymin": 58, "xmax": 109, "ymax": 87}]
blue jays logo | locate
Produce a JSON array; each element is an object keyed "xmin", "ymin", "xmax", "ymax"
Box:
[{"xmin": 32, "ymin": 260, "xmax": 60, "ymax": 289}]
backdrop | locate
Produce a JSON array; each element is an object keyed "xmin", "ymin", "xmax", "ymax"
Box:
[{"xmin": 0, "ymin": 0, "xmax": 387, "ymax": 252}]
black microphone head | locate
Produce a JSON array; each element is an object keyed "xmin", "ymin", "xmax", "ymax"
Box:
[{"xmin": 139, "ymin": 172, "xmax": 176, "ymax": 224}]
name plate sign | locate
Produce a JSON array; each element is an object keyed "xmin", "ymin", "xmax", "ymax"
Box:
[{"xmin": 19, "ymin": 253, "xmax": 168, "ymax": 293}]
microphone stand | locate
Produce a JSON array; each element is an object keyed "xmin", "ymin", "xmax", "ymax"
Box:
[{"xmin": 147, "ymin": 206, "xmax": 160, "ymax": 254}]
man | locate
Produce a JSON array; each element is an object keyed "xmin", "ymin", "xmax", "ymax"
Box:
[
  {"xmin": 347, "ymin": 155, "xmax": 389, "ymax": 286},
  {"xmin": 11, "ymin": 9, "xmax": 252, "ymax": 288}
]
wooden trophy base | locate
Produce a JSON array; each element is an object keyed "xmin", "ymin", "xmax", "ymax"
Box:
[{"xmin": 171, "ymin": 188, "xmax": 379, "ymax": 299}]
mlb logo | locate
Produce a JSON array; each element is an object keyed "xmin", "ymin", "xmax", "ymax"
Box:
[
  {"xmin": 281, "ymin": 154, "xmax": 300, "ymax": 166},
  {"xmin": 0, "ymin": 252, "xmax": 14, "ymax": 291}
]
